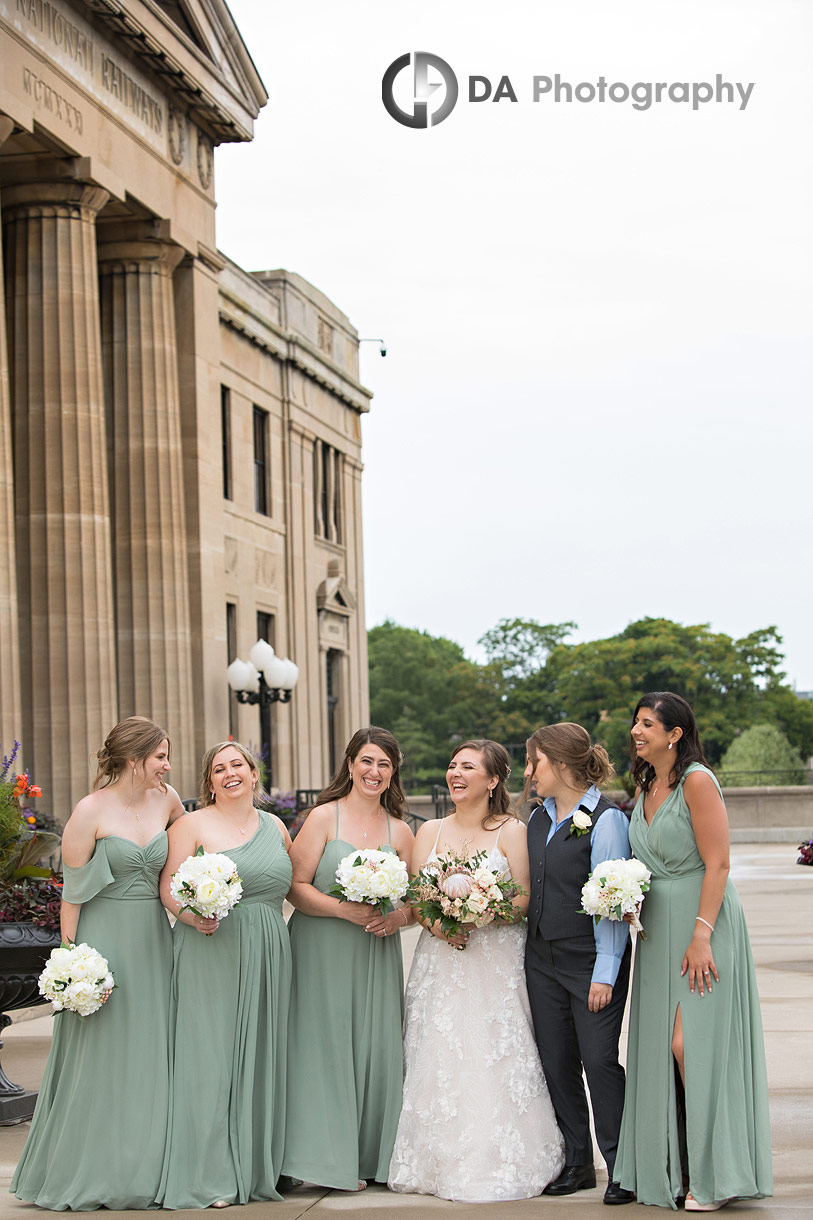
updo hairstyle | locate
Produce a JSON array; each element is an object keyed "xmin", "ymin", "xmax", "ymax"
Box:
[
  {"xmin": 93, "ymin": 717, "xmax": 170, "ymax": 791},
  {"xmin": 523, "ymin": 722, "xmax": 614, "ymax": 800}
]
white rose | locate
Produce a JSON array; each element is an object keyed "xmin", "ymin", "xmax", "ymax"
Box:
[{"xmin": 572, "ymin": 810, "xmax": 593, "ymax": 831}]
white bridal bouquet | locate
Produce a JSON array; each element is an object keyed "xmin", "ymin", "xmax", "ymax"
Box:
[
  {"xmin": 170, "ymin": 845, "xmax": 243, "ymax": 922},
  {"xmin": 330, "ymin": 848, "xmax": 409, "ymax": 915},
  {"xmin": 38, "ymin": 943, "xmax": 114, "ymax": 1016},
  {"xmin": 580, "ymin": 857, "xmax": 652, "ymax": 938}
]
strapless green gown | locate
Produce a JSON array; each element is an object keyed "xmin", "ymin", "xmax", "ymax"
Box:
[
  {"xmin": 10, "ymin": 833, "xmax": 173, "ymax": 1210},
  {"xmin": 615, "ymin": 764, "xmax": 772, "ymax": 1208},
  {"xmin": 281, "ymin": 833, "xmax": 404, "ymax": 1190},
  {"xmin": 158, "ymin": 811, "xmax": 292, "ymax": 1208}
]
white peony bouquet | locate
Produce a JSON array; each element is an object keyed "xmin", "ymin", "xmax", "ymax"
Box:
[
  {"xmin": 170, "ymin": 845, "xmax": 243, "ymax": 923},
  {"xmin": 408, "ymin": 849, "xmax": 525, "ymax": 947},
  {"xmin": 580, "ymin": 857, "xmax": 652, "ymax": 938},
  {"xmin": 330, "ymin": 848, "xmax": 409, "ymax": 915},
  {"xmin": 38, "ymin": 942, "xmax": 114, "ymax": 1016}
]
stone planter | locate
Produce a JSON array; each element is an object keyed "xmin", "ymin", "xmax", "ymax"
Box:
[{"xmin": 0, "ymin": 922, "xmax": 60, "ymax": 1124}]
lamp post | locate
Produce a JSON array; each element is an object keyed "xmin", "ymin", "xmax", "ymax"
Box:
[{"xmin": 226, "ymin": 640, "xmax": 298, "ymax": 789}]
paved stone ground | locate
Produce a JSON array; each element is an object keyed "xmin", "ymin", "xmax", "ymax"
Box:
[{"xmin": 1, "ymin": 844, "xmax": 810, "ymax": 1219}]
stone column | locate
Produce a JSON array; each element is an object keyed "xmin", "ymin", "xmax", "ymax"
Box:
[
  {"xmin": 3, "ymin": 173, "xmax": 117, "ymax": 814},
  {"xmin": 97, "ymin": 220, "xmax": 195, "ymax": 798},
  {"xmin": 0, "ymin": 118, "xmax": 23, "ymax": 754}
]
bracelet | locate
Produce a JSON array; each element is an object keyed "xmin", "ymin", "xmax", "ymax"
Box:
[{"xmin": 695, "ymin": 916, "xmax": 714, "ymax": 933}]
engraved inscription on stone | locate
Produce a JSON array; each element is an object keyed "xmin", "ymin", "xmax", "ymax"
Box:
[
  {"xmin": 255, "ymin": 548, "xmax": 275, "ymax": 588},
  {"xmin": 22, "ymin": 65, "xmax": 83, "ymax": 133},
  {"xmin": 317, "ymin": 317, "xmax": 333, "ymax": 357},
  {"xmin": 197, "ymin": 130, "xmax": 213, "ymax": 189},
  {"xmin": 224, "ymin": 536, "xmax": 239, "ymax": 576},
  {"xmin": 318, "ymin": 610, "xmax": 348, "ymax": 650}
]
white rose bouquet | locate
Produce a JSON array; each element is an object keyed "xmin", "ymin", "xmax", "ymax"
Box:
[
  {"xmin": 330, "ymin": 848, "xmax": 409, "ymax": 915},
  {"xmin": 38, "ymin": 942, "xmax": 114, "ymax": 1016},
  {"xmin": 580, "ymin": 856, "xmax": 652, "ymax": 937},
  {"xmin": 408, "ymin": 849, "xmax": 524, "ymax": 948},
  {"xmin": 170, "ymin": 845, "xmax": 243, "ymax": 924}
]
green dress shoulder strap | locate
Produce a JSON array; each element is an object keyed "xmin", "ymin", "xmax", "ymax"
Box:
[
  {"xmin": 62, "ymin": 839, "xmax": 116, "ymax": 903},
  {"xmin": 679, "ymin": 762, "xmax": 724, "ymax": 800}
]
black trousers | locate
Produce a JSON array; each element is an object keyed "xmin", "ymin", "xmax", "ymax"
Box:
[{"xmin": 525, "ymin": 932, "xmax": 630, "ymax": 1177}]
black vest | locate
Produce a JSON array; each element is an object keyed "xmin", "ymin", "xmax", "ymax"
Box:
[{"xmin": 527, "ymin": 795, "xmax": 620, "ymax": 942}]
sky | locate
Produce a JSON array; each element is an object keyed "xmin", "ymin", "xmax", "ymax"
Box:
[{"xmin": 215, "ymin": 0, "xmax": 813, "ymax": 688}]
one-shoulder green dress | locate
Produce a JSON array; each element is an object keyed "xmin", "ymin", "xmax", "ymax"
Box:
[
  {"xmin": 281, "ymin": 808, "xmax": 404, "ymax": 1189},
  {"xmin": 10, "ymin": 833, "xmax": 173, "ymax": 1210},
  {"xmin": 615, "ymin": 764, "xmax": 772, "ymax": 1209},
  {"xmin": 158, "ymin": 811, "xmax": 292, "ymax": 1209}
]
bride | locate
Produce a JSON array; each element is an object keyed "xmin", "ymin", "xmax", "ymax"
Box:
[{"xmin": 388, "ymin": 739, "xmax": 564, "ymax": 1203}]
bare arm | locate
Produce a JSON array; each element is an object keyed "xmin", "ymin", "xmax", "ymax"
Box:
[
  {"xmin": 682, "ymin": 771, "xmax": 730, "ymax": 996},
  {"xmin": 59, "ymin": 799, "xmax": 101, "ymax": 944},
  {"xmin": 497, "ymin": 820, "xmax": 530, "ymax": 919},
  {"xmin": 159, "ymin": 815, "xmax": 221, "ymax": 935},
  {"xmin": 287, "ymin": 806, "xmax": 374, "ymax": 926}
]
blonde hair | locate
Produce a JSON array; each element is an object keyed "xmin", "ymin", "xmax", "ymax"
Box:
[
  {"xmin": 524, "ymin": 723, "xmax": 614, "ymax": 800},
  {"xmin": 94, "ymin": 717, "xmax": 170, "ymax": 791},
  {"xmin": 198, "ymin": 740, "xmax": 260, "ymax": 808}
]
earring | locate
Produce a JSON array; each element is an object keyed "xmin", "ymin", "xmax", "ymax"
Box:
[
  {"xmin": 133, "ymin": 767, "xmax": 137, "ymax": 778},
  {"xmin": 668, "ymin": 743, "xmax": 673, "ymax": 751}
]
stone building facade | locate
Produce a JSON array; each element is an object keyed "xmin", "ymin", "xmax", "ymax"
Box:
[{"xmin": 0, "ymin": 0, "xmax": 371, "ymax": 812}]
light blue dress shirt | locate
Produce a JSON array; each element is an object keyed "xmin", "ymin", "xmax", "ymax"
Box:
[{"xmin": 535, "ymin": 784, "xmax": 631, "ymax": 987}]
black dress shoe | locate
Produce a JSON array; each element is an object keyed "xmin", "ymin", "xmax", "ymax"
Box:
[
  {"xmin": 604, "ymin": 1181, "xmax": 636, "ymax": 1205},
  {"xmin": 543, "ymin": 1164, "xmax": 597, "ymax": 1195}
]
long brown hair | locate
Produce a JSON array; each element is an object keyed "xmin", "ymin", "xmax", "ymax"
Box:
[
  {"xmin": 449, "ymin": 739, "xmax": 516, "ymax": 827},
  {"xmin": 523, "ymin": 722, "xmax": 615, "ymax": 801},
  {"xmin": 94, "ymin": 717, "xmax": 170, "ymax": 791},
  {"xmin": 198, "ymin": 740, "xmax": 260, "ymax": 808},
  {"xmin": 630, "ymin": 692, "xmax": 709, "ymax": 791},
  {"xmin": 316, "ymin": 727, "xmax": 406, "ymax": 819}
]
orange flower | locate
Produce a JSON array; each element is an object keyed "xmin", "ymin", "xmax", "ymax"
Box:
[
  {"xmin": 29, "ymin": 785, "xmax": 42, "ymax": 798},
  {"xmin": 26, "ymin": 815, "xmax": 36, "ymax": 824}
]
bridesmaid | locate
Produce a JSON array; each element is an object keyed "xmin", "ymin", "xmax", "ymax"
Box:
[
  {"xmin": 11, "ymin": 717, "xmax": 183, "ymax": 1211},
  {"xmin": 281, "ymin": 727, "xmax": 414, "ymax": 1191},
  {"xmin": 614, "ymin": 692, "xmax": 772, "ymax": 1210},
  {"xmin": 158, "ymin": 741, "xmax": 293, "ymax": 1209}
]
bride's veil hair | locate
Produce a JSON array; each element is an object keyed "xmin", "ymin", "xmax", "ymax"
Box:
[
  {"xmin": 315, "ymin": 726, "xmax": 406, "ymax": 820},
  {"xmin": 523, "ymin": 723, "xmax": 615, "ymax": 803},
  {"xmin": 449, "ymin": 738, "xmax": 516, "ymax": 827},
  {"xmin": 93, "ymin": 716, "xmax": 171, "ymax": 791}
]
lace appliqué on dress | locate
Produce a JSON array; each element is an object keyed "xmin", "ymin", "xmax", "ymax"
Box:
[{"xmin": 388, "ymin": 849, "xmax": 564, "ymax": 1202}]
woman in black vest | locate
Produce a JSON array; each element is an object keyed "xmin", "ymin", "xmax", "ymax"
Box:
[{"xmin": 523, "ymin": 722, "xmax": 635, "ymax": 1206}]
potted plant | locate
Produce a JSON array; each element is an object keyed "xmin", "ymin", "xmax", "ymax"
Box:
[{"xmin": 0, "ymin": 741, "xmax": 62, "ymax": 1124}]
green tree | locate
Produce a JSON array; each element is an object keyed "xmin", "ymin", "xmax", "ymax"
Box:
[
  {"xmin": 368, "ymin": 621, "xmax": 486, "ymax": 784},
  {"xmin": 718, "ymin": 724, "xmax": 807, "ymax": 785}
]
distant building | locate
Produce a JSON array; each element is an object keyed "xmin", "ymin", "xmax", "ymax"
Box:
[{"xmin": 0, "ymin": 0, "xmax": 370, "ymax": 812}]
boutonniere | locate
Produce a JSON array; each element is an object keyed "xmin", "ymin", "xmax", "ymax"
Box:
[{"xmin": 569, "ymin": 809, "xmax": 593, "ymax": 838}]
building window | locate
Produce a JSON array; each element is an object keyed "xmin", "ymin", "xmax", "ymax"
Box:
[
  {"xmin": 313, "ymin": 439, "xmax": 342, "ymax": 542},
  {"xmin": 226, "ymin": 601, "xmax": 237, "ymax": 737},
  {"xmin": 327, "ymin": 648, "xmax": 341, "ymax": 775},
  {"xmin": 221, "ymin": 386, "xmax": 232, "ymax": 500},
  {"xmin": 253, "ymin": 406, "xmax": 270, "ymax": 516},
  {"xmin": 256, "ymin": 610, "xmax": 275, "ymax": 649}
]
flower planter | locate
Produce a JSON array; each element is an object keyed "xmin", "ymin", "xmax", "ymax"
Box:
[{"xmin": 0, "ymin": 922, "xmax": 61, "ymax": 1124}]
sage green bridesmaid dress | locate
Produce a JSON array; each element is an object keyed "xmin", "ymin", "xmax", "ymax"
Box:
[
  {"xmin": 615, "ymin": 764, "xmax": 772, "ymax": 1209},
  {"xmin": 281, "ymin": 806, "xmax": 404, "ymax": 1190},
  {"xmin": 10, "ymin": 833, "xmax": 173, "ymax": 1210},
  {"xmin": 158, "ymin": 811, "xmax": 292, "ymax": 1208}
]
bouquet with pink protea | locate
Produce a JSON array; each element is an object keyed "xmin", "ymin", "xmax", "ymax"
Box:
[{"xmin": 407, "ymin": 849, "xmax": 524, "ymax": 948}]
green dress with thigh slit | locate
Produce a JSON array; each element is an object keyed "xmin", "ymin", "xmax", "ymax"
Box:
[
  {"xmin": 10, "ymin": 833, "xmax": 173, "ymax": 1210},
  {"xmin": 158, "ymin": 811, "xmax": 292, "ymax": 1209},
  {"xmin": 615, "ymin": 764, "xmax": 772, "ymax": 1209},
  {"xmin": 281, "ymin": 806, "xmax": 404, "ymax": 1189}
]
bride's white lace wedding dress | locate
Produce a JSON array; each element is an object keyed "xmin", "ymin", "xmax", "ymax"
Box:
[{"xmin": 387, "ymin": 833, "xmax": 565, "ymax": 1203}]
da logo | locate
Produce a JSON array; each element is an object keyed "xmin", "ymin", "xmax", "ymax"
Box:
[{"xmin": 382, "ymin": 53, "xmax": 459, "ymax": 128}]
